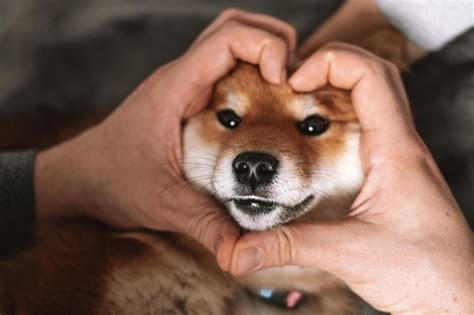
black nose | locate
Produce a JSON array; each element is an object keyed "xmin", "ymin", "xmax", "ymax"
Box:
[{"xmin": 232, "ymin": 151, "xmax": 279, "ymax": 189}]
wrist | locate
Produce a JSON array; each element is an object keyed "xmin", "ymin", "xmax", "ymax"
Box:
[{"xmin": 34, "ymin": 131, "xmax": 97, "ymax": 221}]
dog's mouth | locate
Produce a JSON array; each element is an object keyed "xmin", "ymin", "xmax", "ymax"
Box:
[
  {"xmin": 230, "ymin": 195, "xmax": 314, "ymax": 218},
  {"xmin": 233, "ymin": 198, "xmax": 277, "ymax": 215},
  {"xmin": 226, "ymin": 195, "xmax": 315, "ymax": 231}
]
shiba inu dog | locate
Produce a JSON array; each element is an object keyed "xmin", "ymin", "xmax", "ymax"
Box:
[
  {"xmin": 0, "ymin": 28, "xmax": 406, "ymax": 315},
  {"xmin": 183, "ymin": 63, "xmax": 362, "ymax": 232}
]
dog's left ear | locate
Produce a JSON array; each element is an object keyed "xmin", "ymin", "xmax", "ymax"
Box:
[{"xmin": 356, "ymin": 27, "xmax": 408, "ymax": 71}]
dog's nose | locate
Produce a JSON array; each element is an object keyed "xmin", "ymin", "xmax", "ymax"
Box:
[{"xmin": 232, "ymin": 151, "xmax": 279, "ymax": 189}]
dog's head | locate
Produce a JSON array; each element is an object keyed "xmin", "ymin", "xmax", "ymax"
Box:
[{"xmin": 183, "ymin": 63, "xmax": 363, "ymax": 231}]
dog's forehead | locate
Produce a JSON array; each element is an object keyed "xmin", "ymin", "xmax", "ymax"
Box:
[
  {"xmin": 213, "ymin": 63, "xmax": 294, "ymax": 116},
  {"xmin": 213, "ymin": 63, "xmax": 356, "ymax": 122}
]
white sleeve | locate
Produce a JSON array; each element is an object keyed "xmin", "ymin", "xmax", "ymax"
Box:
[{"xmin": 375, "ymin": 0, "xmax": 474, "ymax": 51}]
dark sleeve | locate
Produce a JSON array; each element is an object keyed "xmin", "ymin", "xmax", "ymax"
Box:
[{"xmin": 0, "ymin": 150, "xmax": 37, "ymax": 256}]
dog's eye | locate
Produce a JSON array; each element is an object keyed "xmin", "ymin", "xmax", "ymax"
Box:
[
  {"xmin": 296, "ymin": 115, "xmax": 330, "ymax": 136},
  {"xmin": 217, "ymin": 109, "xmax": 241, "ymax": 129}
]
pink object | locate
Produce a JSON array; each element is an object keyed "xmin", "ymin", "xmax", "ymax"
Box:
[{"xmin": 286, "ymin": 290, "xmax": 304, "ymax": 308}]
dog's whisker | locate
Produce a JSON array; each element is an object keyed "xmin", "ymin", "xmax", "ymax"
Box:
[{"xmin": 189, "ymin": 145, "xmax": 219, "ymax": 158}]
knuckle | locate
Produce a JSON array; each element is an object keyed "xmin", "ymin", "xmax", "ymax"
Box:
[
  {"xmin": 390, "ymin": 134, "xmax": 430, "ymax": 165},
  {"xmin": 260, "ymin": 36, "xmax": 286, "ymax": 56},
  {"xmin": 273, "ymin": 36, "xmax": 287, "ymax": 49},
  {"xmin": 394, "ymin": 141, "xmax": 438, "ymax": 180},
  {"xmin": 317, "ymin": 44, "xmax": 348, "ymax": 61},
  {"xmin": 275, "ymin": 226, "xmax": 299, "ymax": 265},
  {"xmin": 376, "ymin": 59, "xmax": 400, "ymax": 80},
  {"xmin": 366, "ymin": 58, "xmax": 389, "ymax": 76},
  {"xmin": 219, "ymin": 8, "xmax": 242, "ymax": 20},
  {"xmin": 384, "ymin": 60, "xmax": 399, "ymax": 73},
  {"xmin": 285, "ymin": 25, "xmax": 297, "ymax": 40},
  {"xmin": 323, "ymin": 41, "xmax": 349, "ymax": 51},
  {"xmin": 319, "ymin": 48, "xmax": 338, "ymax": 63},
  {"xmin": 188, "ymin": 212, "xmax": 214, "ymax": 247},
  {"xmin": 410, "ymin": 141, "xmax": 431, "ymax": 162},
  {"xmin": 220, "ymin": 19, "xmax": 243, "ymax": 33},
  {"xmin": 377, "ymin": 58, "xmax": 397, "ymax": 74}
]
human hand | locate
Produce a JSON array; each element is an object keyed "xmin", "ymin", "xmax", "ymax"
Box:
[
  {"xmin": 229, "ymin": 43, "xmax": 474, "ymax": 314},
  {"xmin": 34, "ymin": 9, "xmax": 297, "ymax": 270}
]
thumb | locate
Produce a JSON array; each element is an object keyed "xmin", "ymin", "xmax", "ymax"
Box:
[{"xmin": 229, "ymin": 221, "xmax": 355, "ymax": 276}]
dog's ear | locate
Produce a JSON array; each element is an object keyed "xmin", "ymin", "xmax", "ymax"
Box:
[
  {"xmin": 295, "ymin": 27, "xmax": 408, "ymax": 72},
  {"xmin": 356, "ymin": 27, "xmax": 408, "ymax": 71}
]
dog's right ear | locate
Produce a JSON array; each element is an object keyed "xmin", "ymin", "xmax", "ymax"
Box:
[{"xmin": 356, "ymin": 27, "xmax": 408, "ymax": 71}]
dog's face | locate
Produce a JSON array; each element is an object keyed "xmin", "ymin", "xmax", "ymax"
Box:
[{"xmin": 183, "ymin": 63, "xmax": 363, "ymax": 231}]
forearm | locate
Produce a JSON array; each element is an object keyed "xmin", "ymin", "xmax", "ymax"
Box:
[{"xmin": 34, "ymin": 127, "xmax": 101, "ymax": 221}]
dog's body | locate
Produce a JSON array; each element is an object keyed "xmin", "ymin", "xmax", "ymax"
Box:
[{"xmin": 0, "ymin": 28, "xmax": 406, "ymax": 315}]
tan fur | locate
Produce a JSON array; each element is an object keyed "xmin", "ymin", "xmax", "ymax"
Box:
[
  {"xmin": 211, "ymin": 64, "xmax": 357, "ymax": 166},
  {"xmin": 358, "ymin": 27, "xmax": 407, "ymax": 71},
  {"xmin": 0, "ymin": 27, "xmax": 407, "ymax": 314},
  {"xmin": 1, "ymin": 220, "xmax": 239, "ymax": 315}
]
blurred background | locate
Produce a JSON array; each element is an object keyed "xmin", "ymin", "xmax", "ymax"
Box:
[{"xmin": 0, "ymin": 0, "xmax": 472, "ymax": 226}]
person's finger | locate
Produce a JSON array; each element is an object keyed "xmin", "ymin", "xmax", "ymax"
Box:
[
  {"xmin": 188, "ymin": 20, "xmax": 289, "ymax": 85},
  {"xmin": 229, "ymin": 221, "xmax": 358, "ymax": 276},
  {"xmin": 156, "ymin": 20, "xmax": 289, "ymax": 119},
  {"xmin": 187, "ymin": 203, "xmax": 240, "ymax": 271},
  {"xmin": 191, "ymin": 8, "xmax": 297, "ymax": 55},
  {"xmin": 289, "ymin": 42, "xmax": 414, "ymax": 141},
  {"xmin": 161, "ymin": 180, "xmax": 240, "ymax": 270}
]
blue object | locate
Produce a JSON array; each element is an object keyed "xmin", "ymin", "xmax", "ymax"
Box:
[{"xmin": 258, "ymin": 288, "xmax": 274, "ymax": 299}]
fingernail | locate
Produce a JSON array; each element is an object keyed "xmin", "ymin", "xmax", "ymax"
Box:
[
  {"xmin": 236, "ymin": 246, "xmax": 263, "ymax": 275},
  {"xmin": 288, "ymin": 75, "xmax": 302, "ymax": 89}
]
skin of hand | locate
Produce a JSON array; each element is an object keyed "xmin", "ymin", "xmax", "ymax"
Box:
[
  {"xmin": 229, "ymin": 43, "xmax": 474, "ymax": 314},
  {"xmin": 34, "ymin": 9, "xmax": 297, "ymax": 271}
]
